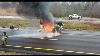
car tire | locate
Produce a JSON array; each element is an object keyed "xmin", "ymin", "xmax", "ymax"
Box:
[
  {"xmin": 70, "ymin": 17, "xmax": 72, "ymax": 20},
  {"xmin": 78, "ymin": 17, "xmax": 80, "ymax": 19}
]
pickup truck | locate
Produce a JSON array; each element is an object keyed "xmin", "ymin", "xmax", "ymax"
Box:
[{"xmin": 68, "ymin": 14, "xmax": 82, "ymax": 20}]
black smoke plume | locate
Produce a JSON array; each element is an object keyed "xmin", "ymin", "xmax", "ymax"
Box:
[{"xmin": 16, "ymin": 2, "xmax": 55, "ymax": 24}]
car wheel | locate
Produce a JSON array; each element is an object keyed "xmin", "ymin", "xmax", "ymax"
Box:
[
  {"xmin": 78, "ymin": 17, "xmax": 80, "ymax": 19},
  {"xmin": 70, "ymin": 17, "xmax": 72, "ymax": 20}
]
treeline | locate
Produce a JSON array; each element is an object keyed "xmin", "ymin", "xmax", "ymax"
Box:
[
  {"xmin": 0, "ymin": 2, "xmax": 18, "ymax": 8},
  {"xmin": 0, "ymin": 2, "xmax": 100, "ymax": 18},
  {"xmin": 0, "ymin": 8, "xmax": 17, "ymax": 16},
  {"xmin": 50, "ymin": 2, "xmax": 100, "ymax": 18},
  {"xmin": 0, "ymin": 2, "xmax": 18, "ymax": 16}
]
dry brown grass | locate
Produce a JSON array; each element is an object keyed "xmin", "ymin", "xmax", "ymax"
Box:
[
  {"xmin": 62, "ymin": 21, "xmax": 100, "ymax": 31},
  {"xmin": 0, "ymin": 18, "xmax": 100, "ymax": 31},
  {"xmin": 0, "ymin": 19, "xmax": 39, "ymax": 28},
  {"xmin": 0, "ymin": 8, "xmax": 18, "ymax": 16}
]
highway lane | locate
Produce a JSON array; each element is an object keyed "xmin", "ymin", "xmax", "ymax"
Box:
[
  {"xmin": 0, "ymin": 28, "xmax": 100, "ymax": 55},
  {"xmin": 7, "ymin": 35, "xmax": 100, "ymax": 54}
]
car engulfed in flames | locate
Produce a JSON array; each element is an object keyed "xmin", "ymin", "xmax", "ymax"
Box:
[
  {"xmin": 41, "ymin": 19, "xmax": 54, "ymax": 32},
  {"xmin": 40, "ymin": 19, "xmax": 61, "ymax": 39}
]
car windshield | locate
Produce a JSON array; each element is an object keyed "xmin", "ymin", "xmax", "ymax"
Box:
[{"xmin": 73, "ymin": 14, "xmax": 77, "ymax": 16}]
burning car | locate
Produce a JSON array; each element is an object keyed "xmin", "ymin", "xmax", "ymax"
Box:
[
  {"xmin": 16, "ymin": 2, "xmax": 62, "ymax": 39},
  {"xmin": 39, "ymin": 19, "xmax": 61, "ymax": 39}
]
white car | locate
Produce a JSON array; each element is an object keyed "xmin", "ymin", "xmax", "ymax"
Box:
[{"xmin": 68, "ymin": 14, "xmax": 82, "ymax": 20}]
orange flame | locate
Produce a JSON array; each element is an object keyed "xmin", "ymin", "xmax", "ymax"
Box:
[{"xmin": 40, "ymin": 19, "xmax": 54, "ymax": 32}]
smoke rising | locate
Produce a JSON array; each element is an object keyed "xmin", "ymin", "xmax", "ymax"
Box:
[{"xmin": 16, "ymin": 2, "xmax": 54, "ymax": 24}]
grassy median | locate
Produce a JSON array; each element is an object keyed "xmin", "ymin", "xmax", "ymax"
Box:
[
  {"xmin": 62, "ymin": 21, "xmax": 100, "ymax": 31},
  {"xmin": 0, "ymin": 19, "xmax": 100, "ymax": 31},
  {"xmin": 0, "ymin": 19, "xmax": 38, "ymax": 28}
]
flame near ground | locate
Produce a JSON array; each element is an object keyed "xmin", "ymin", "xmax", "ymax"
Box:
[
  {"xmin": 40, "ymin": 19, "xmax": 61, "ymax": 39},
  {"xmin": 40, "ymin": 19, "xmax": 54, "ymax": 32}
]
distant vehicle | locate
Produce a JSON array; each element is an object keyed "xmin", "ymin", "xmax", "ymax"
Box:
[{"xmin": 68, "ymin": 14, "xmax": 82, "ymax": 20}]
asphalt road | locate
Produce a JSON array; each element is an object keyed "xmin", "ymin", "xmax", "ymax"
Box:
[{"xmin": 0, "ymin": 27, "xmax": 100, "ymax": 55}]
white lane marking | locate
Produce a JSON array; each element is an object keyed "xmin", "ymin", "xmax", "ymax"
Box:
[
  {"xmin": 68, "ymin": 34, "xmax": 74, "ymax": 35},
  {"xmin": 40, "ymin": 38, "xmax": 44, "ymax": 39},
  {"xmin": 5, "ymin": 45, "xmax": 12, "ymax": 46},
  {"xmin": 13, "ymin": 46, "xmax": 22, "ymax": 47},
  {"xmin": 75, "ymin": 52, "xmax": 85, "ymax": 53},
  {"xmin": 55, "ymin": 50, "xmax": 64, "ymax": 51},
  {"xmin": 96, "ymin": 54, "xmax": 100, "ymax": 55},
  {"xmin": 65, "ymin": 51, "xmax": 74, "ymax": 52},
  {"xmin": 85, "ymin": 53, "xmax": 95, "ymax": 54},
  {"xmin": 84, "ymin": 35, "xmax": 94, "ymax": 36},
  {"xmin": 44, "ymin": 49, "xmax": 54, "ymax": 51},
  {"xmin": 34, "ymin": 48, "xmax": 43, "ymax": 50},
  {"xmin": 24, "ymin": 47, "xmax": 32, "ymax": 48},
  {"xmin": 49, "ymin": 39, "xmax": 58, "ymax": 40}
]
